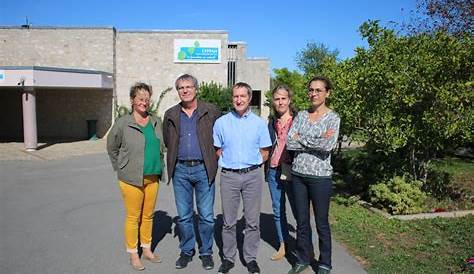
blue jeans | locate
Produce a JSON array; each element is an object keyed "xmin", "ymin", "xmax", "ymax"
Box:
[
  {"xmin": 292, "ymin": 175, "xmax": 332, "ymax": 269},
  {"xmin": 172, "ymin": 163, "xmax": 215, "ymax": 256},
  {"xmin": 267, "ymin": 167, "xmax": 295, "ymax": 243}
]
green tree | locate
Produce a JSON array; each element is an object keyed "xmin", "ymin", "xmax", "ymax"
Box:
[
  {"xmin": 296, "ymin": 42, "xmax": 339, "ymax": 76},
  {"xmin": 320, "ymin": 57, "xmax": 365, "ymax": 145},
  {"xmin": 270, "ymin": 62, "xmax": 359, "ymax": 149},
  {"xmin": 269, "ymin": 68, "xmax": 309, "ymax": 112},
  {"xmin": 339, "ymin": 21, "xmax": 473, "ymax": 181},
  {"xmin": 197, "ymin": 81, "xmax": 232, "ymax": 113}
]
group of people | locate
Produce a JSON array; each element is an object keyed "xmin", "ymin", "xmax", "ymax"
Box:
[{"xmin": 107, "ymin": 73, "xmax": 340, "ymax": 274}]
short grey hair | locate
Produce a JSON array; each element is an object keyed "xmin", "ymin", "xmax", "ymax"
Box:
[{"xmin": 175, "ymin": 74, "xmax": 199, "ymax": 90}]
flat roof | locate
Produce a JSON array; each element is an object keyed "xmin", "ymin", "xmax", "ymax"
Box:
[
  {"xmin": 0, "ymin": 66, "xmax": 112, "ymax": 75},
  {"xmin": 119, "ymin": 29, "xmax": 227, "ymax": 34},
  {"xmin": 0, "ymin": 26, "xmax": 114, "ymax": 30},
  {"xmin": 0, "ymin": 66, "xmax": 113, "ymax": 89},
  {"xmin": 228, "ymin": 41, "xmax": 247, "ymax": 45},
  {"xmin": 0, "ymin": 26, "xmax": 227, "ymax": 34},
  {"xmin": 247, "ymin": 57, "xmax": 270, "ymax": 61}
]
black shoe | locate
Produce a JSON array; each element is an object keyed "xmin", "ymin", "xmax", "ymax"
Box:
[
  {"xmin": 175, "ymin": 253, "xmax": 193, "ymax": 269},
  {"xmin": 217, "ymin": 259, "xmax": 234, "ymax": 274},
  {"xmin": 247, "ymin": 260, "xmax": 260, "ymax": 274},
  {"xmin": 200, "ymin": 255, "xmax": 214, "ymax": 270}
]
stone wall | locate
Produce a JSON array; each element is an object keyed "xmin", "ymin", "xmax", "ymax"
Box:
[
  {"xmin": 0, "ymin": 27, "xmax": 114, "ymax": 72},
  {"xmin": 0, "ymin": 27, "xmax": 270, "ymax": 139},
  {"xmin": 234, "ymin": 43, "xmax": 271, "ymax": 118},
  {"xmin": 0, "ymin": 87, "xmax": 112, "ymax": 140},
  {"xmin": 35, "ymin": 88, "xmax": 112, "ymax": 139},
  {"xmin": 115, "ymin": 31, "xmax": 228, "ymax": 117}
]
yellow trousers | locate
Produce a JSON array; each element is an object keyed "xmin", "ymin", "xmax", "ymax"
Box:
[{"xmin": 119, "ymin": 175, "xmax": 159, "ymax": 253}]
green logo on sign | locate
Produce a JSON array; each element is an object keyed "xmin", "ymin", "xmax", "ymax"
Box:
[{"xmin": 178, "ymin": 40, "xmax": 217, "ymax": 61}]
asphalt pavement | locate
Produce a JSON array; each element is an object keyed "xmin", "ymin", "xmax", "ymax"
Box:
[{"xmin": 0, "ymin": 144, "xmax": 366, "ymax": 274}]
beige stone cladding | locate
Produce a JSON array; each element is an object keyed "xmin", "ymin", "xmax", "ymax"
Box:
[
  {"xmin": 0, "ymin": 27, "xmax": 114, "ymax": 72},
  {"xmin": 0, "ymin": 87, "xmax": 111, "ymax": 140},
  {"xmin": 0, "ymin": 27, "xmax": 270, "ymax": 140},
  {"xmin": 115, "ymin": 30, "xmax": 228, "ymax": 117},
  {"xmin": 0, "ymin": 27, "xmax": 114, "ymax": 139},
  {"xmin": 233, "ymin": 42, "xmax": 271, "ymax": 119},
  {"xmin": 35, "ymin": 88, "xmax": 112, "ymax": 139}
]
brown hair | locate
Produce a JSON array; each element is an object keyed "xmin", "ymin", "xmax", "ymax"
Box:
[
  {"xmin": 271, "ymin": 84, "xmax": 296, "ymax": 116},
  {"xmin": 232, "ymin": 82, "xmax": 252, "ymax": 98},
  {"xmin": 307, "ymin": 76, "xmax": 333, "ymax": 91},
  {"xmin": 129, "ymin": 82, "xmax": 153, "ymax": 99}
]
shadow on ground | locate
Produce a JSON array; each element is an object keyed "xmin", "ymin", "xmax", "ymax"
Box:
[
  {"xmin": 151, "ymin": 210, "xmax": 173, "ymax": 252},
  {"xmin": 149, "ymin": 209, "xmax": 319, "ymax": 269}
]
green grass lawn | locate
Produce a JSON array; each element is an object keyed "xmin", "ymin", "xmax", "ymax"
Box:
[
  {"xmin": 329, "ymin": 149, "xmax": 473, "ymax": 272},
  {"xmin": 330, "ymin": 200, "xmax": 474, "ymax": 274}
]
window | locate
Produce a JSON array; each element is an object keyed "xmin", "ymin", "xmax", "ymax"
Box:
[
  {"xmin": 227, "ymin": 44, "xmax": 237, "ymax": 87},
  {"xmin": 250, "ymin": 90, "xmax": 261, "ymax": 115}
]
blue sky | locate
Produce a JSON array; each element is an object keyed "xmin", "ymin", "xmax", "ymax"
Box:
[{"xmin": 1, "ymin": 0, "xmax": 417, "ymax": 72}]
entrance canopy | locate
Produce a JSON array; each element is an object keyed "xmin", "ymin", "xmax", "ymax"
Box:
[
  {"xmin": 0, "ymin": 66, "xmax": 113, "ymax": 89},
  {"xmin": 0, "ymin": 66, "xmax": 113, "ymax": 150}
]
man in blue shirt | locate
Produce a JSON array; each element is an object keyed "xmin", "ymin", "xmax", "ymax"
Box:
[
  {"xmin": 163, "ymin": 74, "xmax": 221, "ymax": 270},
  {"xmin": 213, "ymin": 82, "xmax": 272, "ymax": 274}
]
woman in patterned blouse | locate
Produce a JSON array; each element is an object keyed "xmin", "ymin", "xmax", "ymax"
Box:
[{"xmin": 286, "ymin": 76, "xmax": 340, "ymax": 274}]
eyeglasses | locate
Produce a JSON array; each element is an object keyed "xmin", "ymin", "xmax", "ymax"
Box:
[
  {"xmin": 134, "ymin": 97, "xmax": 150, "ymax": 103},
  {"xmin": 177, "ymin": 85, "xmax": 195, "ymax": 91},
  {"xmin": 307, "ymin": 88, "xmax": 326, "ymax": 95}
]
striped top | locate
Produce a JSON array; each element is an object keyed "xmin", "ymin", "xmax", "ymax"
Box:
[{"xmin": 286, "ymin": 110, "xmax": 340, "ymax": 177}]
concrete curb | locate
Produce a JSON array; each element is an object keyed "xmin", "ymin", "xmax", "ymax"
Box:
[{"xmin": 358, "ymin": 200, "xmax": 474, "ymax": 220}]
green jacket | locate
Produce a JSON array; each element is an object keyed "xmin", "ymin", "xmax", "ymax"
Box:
[{"xmin": 107, "ymin": 114, "xmax": 166, "ymax": 187}]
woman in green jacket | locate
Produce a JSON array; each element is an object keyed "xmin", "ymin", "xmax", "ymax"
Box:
[{"xmin": 107, "ymin": 82, "xmax": 164, "ymax": 271}]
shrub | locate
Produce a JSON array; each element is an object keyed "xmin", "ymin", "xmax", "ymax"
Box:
[
  {"xmin": 116, "ymin": 105, "xmax": 130, "ymax": 118},
  {"xmin": 423, "ymin": 168, "xmax": 454, "ymax": 199},
  {"xmin": 197, "ymin": 81, "xmax": 232, "ymax": 113},
  {"xmin": 369, "ymin": 175, "xmax": 427, "ymax": 214}
]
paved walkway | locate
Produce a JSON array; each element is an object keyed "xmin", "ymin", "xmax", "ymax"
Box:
[
  {"xmin": 0, "ymin": 140, "xmax": 366, "ymax": 274},
  {"xmin": 0, "ymin": 139, "xmax": 107, "ymax": 161}
]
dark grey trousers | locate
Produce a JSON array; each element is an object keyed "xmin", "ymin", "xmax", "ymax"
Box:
[{"xmin": 220, "ymin": 167, "xmax": 263, "ymax": 263}]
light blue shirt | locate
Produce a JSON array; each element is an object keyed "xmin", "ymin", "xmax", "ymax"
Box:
[{"xmin": 213, "ymin": 110, "xmax": 272, "ymax": 169}]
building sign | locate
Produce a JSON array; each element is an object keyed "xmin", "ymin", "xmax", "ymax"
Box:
[
  {"xmin": 0, "ymin": 70, "xmax": 5, "ymax": 81},
  {"xmin": 174, "ymin": 39, "xmax": 221, "ymax": 63}
]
